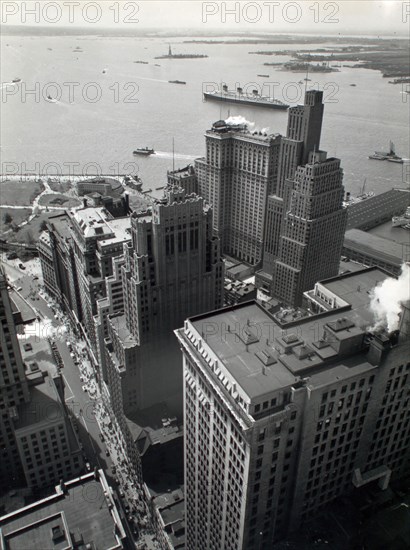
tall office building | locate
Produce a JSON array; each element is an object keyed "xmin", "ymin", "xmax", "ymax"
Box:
[
  {"xmin": 257, "ymin": 90, "xmax": 325, "ymax": 292},
  {"xmin": 0, "ymin": 269, "xmax": 30, "ymax": 488},
  {"xmin": 104, "ymin": 187, "xmax": 223, "ymax": 438},
  {"xmin": 70, "ymin": 208, "xmax": 131, "ymax": 352},
  {"xmin": 176, "ymin": 267, "xmax": 410, "ymax": 550},
  {"xmin": 0, "ymin": 270, "xmax": 83, "ymax": 493},
  {"xmin": 272, "ymin": 151, "xmax": 347, "ymax": 306},
  {"xmin": 195, "ymin": 120, "xmax": 281, "ymax": 266}
]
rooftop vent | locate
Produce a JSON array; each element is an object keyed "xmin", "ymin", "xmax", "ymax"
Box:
[
  {"xmin": 238, "ymin": 327, "xmax": 259, "ymax": 345},
  {"xmin": 313, "ymin": 338, "xmax": 329, "ymax": 350},
  {"xmin": 282, "ymin": 333, "xmax": 299, "ymax": 344},
  {"xmin": 255, "ymin": 349, "xmax": 277, "ymax": 366},
  {"xmin": 327, "ymin": 318, "xmax": 355, "ymax": 332},
  {"xmin": 51, "ymin": 525, "xmax": 65, "ymax": 542}
]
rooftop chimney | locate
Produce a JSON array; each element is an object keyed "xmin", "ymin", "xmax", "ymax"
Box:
[{"xmin": 398, "ymin": 300, "xmax": 410, "ymax": 343}]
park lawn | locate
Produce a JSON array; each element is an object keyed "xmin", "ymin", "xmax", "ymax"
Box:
[
  {"xmin": 38, "ymin": 193, "xmax": 81, "ymax": 208},
  {"xmin": 0, "ymin": 208, "xmax": 32, "ymax": 238},
  {"xmin": 5, "ymin": 212, "xmax": 58, "ymax": 245},
  {"xmin": 0, "ymin": 180, "xmax": 45, "ymax": 206}
]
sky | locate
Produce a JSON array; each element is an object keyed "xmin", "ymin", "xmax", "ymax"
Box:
[{"xmin": 1, "ymin": 0, "xmax": 409, "ymax": 36}]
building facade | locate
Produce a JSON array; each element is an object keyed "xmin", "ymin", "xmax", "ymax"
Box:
[
  {"xmin": 271, "ymin": 151, "xmax": 347, "ymax": 306},
  {"xmin": 257, "ymin": 90, "xmax": 325, "ymax": 292},
  {"xmin": 0, "ymin": 269, "xmax": 30, "ymax": 489},
  {"xmin": 0, "ymin": 270, "xmax": 83, "ymax": 494},
  {"xmin": 176, "ymin": 267, "xmax": 410, "ymax": 549},
  {"xmin": 195, "ymin": 120, "xmax": 281, "ymax": 266},
  {"xmin": 105, "ymin": 187, "xmax": 223, "ymax": 418}
]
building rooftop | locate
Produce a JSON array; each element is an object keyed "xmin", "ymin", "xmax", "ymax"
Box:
[
  {"xmin": 208, "ymin": 120, "xmax": 281, "ymax": 143},
  {"xmin": 14, "ymin": 372, "xmax": 63, "ymax": 430},
  {"xmin": 47, "ymin": 212, "xmax": 73, "ymax": 242},
  {"xmin": 126, "ymin": 403, "xmax": 182, "ymax": 454},
  {"xmin": 184, "ymin": 268, "xmax": 392, "ymax": 403},
  {"xmin": 344, "ymin": 228, "xmax": 405, "ymax": 267},
  {"xmin": 0, "ymin": 471, "xmax": 126, "ymax": 550},
  {"xmin": 345, "ymin": 188, "xmax": 410, "ymax": 230}
]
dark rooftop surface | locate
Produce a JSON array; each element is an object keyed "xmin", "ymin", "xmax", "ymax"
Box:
[
  {"xmin": 0, "ymin": 472, "xmax": 125, "ymax": 550},
  {"xmin": 9, "ymin": 291, "xmax": 36, "ymax": 324},
  {"xmin": 368, "ymin": 219, "xmax": 410, "ymax": 246},
  {"xmin": 344, "ymin": 229, "xmax": 406, "ymax": 265},
  {"xmin": 346, "ymin": 188, "xmax": 410, "ymax": 230}
]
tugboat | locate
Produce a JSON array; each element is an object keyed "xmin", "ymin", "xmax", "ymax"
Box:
[
  {"xmin": 392, "ymin": 206, "xmax": 410, "ymax": 228},
  {"xmin": 369, "ymin": 142, "xmax": 403, "ymax": 163},
  {"xmin": 133, "ymin": 147, "xmax": 155, "ymax": 155}
]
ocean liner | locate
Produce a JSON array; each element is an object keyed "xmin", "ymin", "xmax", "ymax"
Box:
[{"xmin": 203, "ymin": 85, "xmax": 289, "ymax": 110}]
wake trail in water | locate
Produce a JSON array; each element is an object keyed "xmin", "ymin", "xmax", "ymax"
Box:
[
  {"xmin": 133, "ymin": 76, "xmax": 169, "ymax": 83},
  {"xmin": 154, "ymin": 151, "xmax": 199, "ymax": 160}
]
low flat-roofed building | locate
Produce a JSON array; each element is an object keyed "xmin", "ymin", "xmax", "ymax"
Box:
[
  {"xmin": 345, "ymin": 188, "xmax": 410, "ymax": 231},
  {"xmin": 224, "ymin": 280, "xmax": 257, "ymax": 306},
  {"xmin": 0, "ymin": 470, "xmax": 127, "ymax": 550},
  {"xmin": 343, "ymin": 228, "xmax": 407, "ymax": 276},
  {"xmin": 149, "ymin": 487, "xmax": 185, "ymax": 550}
]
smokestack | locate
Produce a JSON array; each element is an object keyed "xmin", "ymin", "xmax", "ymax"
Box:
[
  {"xmin": 367, "ymin": 332, "xmax": 391, "ymax": 366},
  {"xmin": 398, "ymin": 300, "xmax": 410, "ymax": 343}
]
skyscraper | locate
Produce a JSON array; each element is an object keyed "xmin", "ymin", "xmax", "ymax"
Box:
[
  {"xmin": 256, "ymin": 90, "xmax": 325, "ymax": 293},
  {"xmin": 272, "ymin": 151, "xmax": 347, "ymax": 306},
  {"xmin": 104, "ymin": 187, "xmax": 223, "ymax": 435},
  {"xmin": 195, "ymin": 120, "xmax": 281, "ymax": 266},
  {"xmin": 176, "ymin": 267, "xmax": 410, "ymax": 550},
  {"xmin": 0, "ymin": 269, "xmax": 30, "ymax": 488}
]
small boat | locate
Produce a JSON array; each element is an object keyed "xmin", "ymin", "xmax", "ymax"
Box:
[
  {"xmin": 169, "ymin": 80, "xmax": 186, "ymax": 85},
  {"xmin": 392, "ymin": 206, "xmax": 410, "ymax": 227},
  {"xmin": 46, "ymin": 95, "xmax": 57, "ymax": 103},
  {"xmin": 12, "ymin": 77, "xmax": 21, "ymax": 83},
  {"xmin": 369, "ymin": 141, "xmax": 402, "ymax": 163},
  {"xmin": 257, "ymin": 74, "xmax": 270, "ymax": 77},
  {"xmin": 368, "ymin": 154, "xmax": 386, "ymax": 160},
  {"xmin": 304, "ymin": 77, "xmax": 311, "ymax": 81},
  {"xmin": 154, "ymin": 64, "xmax": 161, "ymax": 67},
  {"xmin": 133, "ymin": 147, "xmax": 155, "ymax": 155},
  {"xmin": 350, "ymin": 84, "xmax": 357, "ymax": 87}
]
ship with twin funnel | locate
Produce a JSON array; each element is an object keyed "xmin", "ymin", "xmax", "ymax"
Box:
[{"xmin": 204, "ymin": 85, "xmax": 289, "ymax": 110}]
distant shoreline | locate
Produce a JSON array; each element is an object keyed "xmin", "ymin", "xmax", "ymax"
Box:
[{"xmin": 1, "ymin": 25, "xmax": 408, "ymax": 41}]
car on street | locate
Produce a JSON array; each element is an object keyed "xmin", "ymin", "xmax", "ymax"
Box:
[
  {"xmin": 112, "ymin": 465, "xmax": 117, "ymax": 474},
  {"xmin": 105, "ymin": 449, "xmax": 110, "ymax": 457},
  {"xmin": 119, "ymin": 489, "xmax": 125, "ymax": 498},
  {"xmin": 99, "ymin": 433, "xmax": 105, "ymax": 442},
  {"xmin": 82, "ymin": 385, "xmax": 87, "ymax": 392}
]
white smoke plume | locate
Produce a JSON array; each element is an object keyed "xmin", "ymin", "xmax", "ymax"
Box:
[
  {"xmin": 225, "ymin": 116, "xmax": 270, "ymax": 135},
  {"xmin": 225, "ymin": 115, "xmax": 254, "ymax": 128},
  {"xmin": 369, "ymin": 263, "xmax": 410, "ymax": 332}
]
